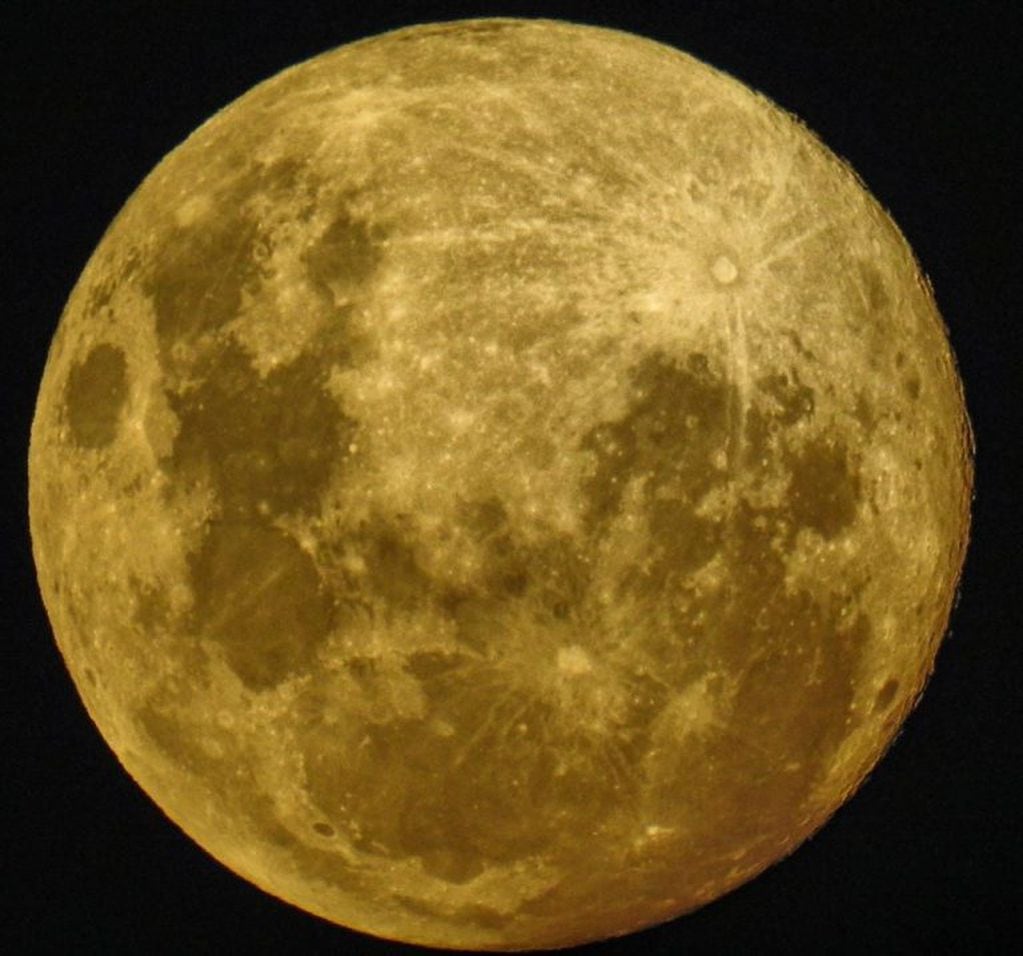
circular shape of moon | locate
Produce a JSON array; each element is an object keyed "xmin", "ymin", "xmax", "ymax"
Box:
[{"xmin": 29, "ymin": 18, "xmax": 972, "ymax": 951}]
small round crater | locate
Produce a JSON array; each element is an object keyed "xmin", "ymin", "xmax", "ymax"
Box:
[
  {"xmin": 312, "ymin": 821, "xmax": 335, "ymax": 837},
  {"xmin": 711, "ymin": 254, "xmax": 739, "ymax": 285},
  {"xmin": 84, "ymin": 667, "xmax": 97, "ymax": 687},
  {"xmin": 873, "ymin": 678, "xmax": 899, "ymax": 712},
  {"xmin": 858, "ymin": 261, "xmax": 889, "ymax": 311}
]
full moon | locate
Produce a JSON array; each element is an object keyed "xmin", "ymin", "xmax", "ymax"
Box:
[{"xmin": 29, "ymin": 18, "xmax": 972, "ymax": 951}]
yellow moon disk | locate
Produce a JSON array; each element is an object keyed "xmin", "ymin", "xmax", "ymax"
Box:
[{"xmin": 29, "ymin": 18, "xmax": 972, "ymax": 952}]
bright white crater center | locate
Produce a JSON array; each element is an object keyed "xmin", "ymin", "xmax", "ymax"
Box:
[
  {"xmin": 557, "ymin": 645, "xmax": 594, "ymax": 675},
  {"xmin": 711, "ymin": 254, "xmax": 739, "ymax": 284}
]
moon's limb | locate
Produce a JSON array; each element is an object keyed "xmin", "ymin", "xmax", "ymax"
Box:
[{"xmin": 29, "ymin": 18, "xmax": 972, "ymax": 951}]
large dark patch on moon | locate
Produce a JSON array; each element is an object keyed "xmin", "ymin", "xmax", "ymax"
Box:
[
  {"xmin": 187, "ymin": 519, "xmax": 334, "ymax": 690},
  {"xmin": 64, "ymin": 343, "xmax": 128, "ymax": 449},
  {"xmin": 165, "ymin": 340, "xmax": 353, "ymax": 519},
  {"xmin": 143, "ymin": 158, "xmax": 305, "ymax": 368}
]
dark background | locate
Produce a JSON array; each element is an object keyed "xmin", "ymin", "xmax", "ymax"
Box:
[{"xmin": 3, "ymin": 1, "xmax": 1019, "ymax": 953}]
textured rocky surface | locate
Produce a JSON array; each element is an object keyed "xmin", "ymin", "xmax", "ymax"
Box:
[{"xmin": 30, "ymin": 19, "xmax": 972, "ymax": 951}]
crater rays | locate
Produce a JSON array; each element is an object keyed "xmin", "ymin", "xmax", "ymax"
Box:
[{"xmin": 725, "ymin": 298, "xmax": 751, "ymax": 475}]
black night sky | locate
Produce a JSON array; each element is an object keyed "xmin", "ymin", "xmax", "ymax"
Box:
[{"xmin": 3, "ymin": 2, "xmax": 1019, "ymax": 953}]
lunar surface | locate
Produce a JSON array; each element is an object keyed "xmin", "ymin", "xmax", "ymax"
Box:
[{"xmin": 29, "ymin": 18, "xmax": 972, "ymax": 951}]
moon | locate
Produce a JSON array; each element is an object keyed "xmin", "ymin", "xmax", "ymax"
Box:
[{"xmin": 29, "ymin": 18, "xmax": 972, "ymax": 952}]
